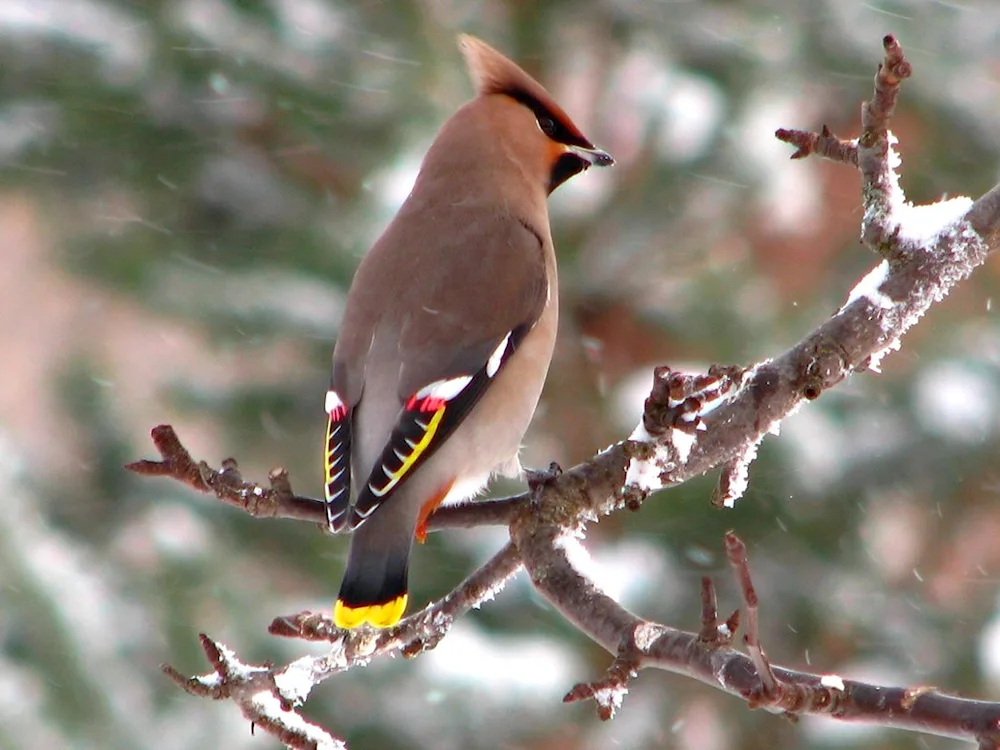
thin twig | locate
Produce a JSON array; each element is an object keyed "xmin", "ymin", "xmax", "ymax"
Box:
[
  {"xmin": 774, "ymin": 124, "xmax": 858, "ymax": 165},
  {"xmin": 725, "ymin": 532, "xmax": 778, "ymax": 702},
  {"xmin": 127, "ymin": 424, "xmax": 528, "ymax": 530}
]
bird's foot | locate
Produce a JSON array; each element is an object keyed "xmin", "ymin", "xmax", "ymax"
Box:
[{"xmin": 525, "ymin": 461, "xmax": 563, "ymax": 493}]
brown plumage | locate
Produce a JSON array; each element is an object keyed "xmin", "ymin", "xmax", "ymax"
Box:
[{"xmin": 323, "ymin": 34, "xmax": 613, "ymax": 629}]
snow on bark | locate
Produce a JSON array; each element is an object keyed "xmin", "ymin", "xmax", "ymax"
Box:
[{"xmin": 250, "ymin": 690, "xmax": 347, "ymax": 750}]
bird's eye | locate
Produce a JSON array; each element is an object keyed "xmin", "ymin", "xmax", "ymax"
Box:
[{"xmin": 537, "ymin": 116, "xmax": 556, "ymax": 136}]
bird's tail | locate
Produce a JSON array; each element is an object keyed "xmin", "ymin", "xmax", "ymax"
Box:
[{"xmin": 334, "ymin": 535, "xmax": 410, "ymax": 629}]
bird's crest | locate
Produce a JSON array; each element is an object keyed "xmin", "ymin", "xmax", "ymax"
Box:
[{"xmin": 457, "ymin": 34, "xmax": 594, "ymax": 149}]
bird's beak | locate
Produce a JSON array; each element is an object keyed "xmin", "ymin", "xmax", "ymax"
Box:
[{"xmin": 568, "ymin": 144, "xmax": 615, "ymax": 168}]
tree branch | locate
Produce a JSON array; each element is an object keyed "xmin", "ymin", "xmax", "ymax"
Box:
[
  {"xmin": 511, "ymin": 33, "xmax": 1000, "ymax": 745},
  {"xmin": 130, "ymin": 34, "xmax": 1000, "ymax": 748},
  {"xmin": 160, "ymin": 541, "xmax": 523, "ymax": 747},
  {"xmin": 126, "ymin": 423, "xmax": 525, "ymax": 530},
  {"xmin": 126, "ymin": 424, "xmax": 328, "ymax": 524},
  {"xmin": 556, "ymin": 533, "xmax": 1000, "ymax": 745}
]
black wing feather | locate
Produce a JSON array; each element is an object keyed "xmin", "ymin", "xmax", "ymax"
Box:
[
  {"xmin": 324, "ymin": 395, "xmax": 353, "ymax": 532},
  {"xmin": 345, "ymin": 324, "xmax": 529, "ymax": 531}
]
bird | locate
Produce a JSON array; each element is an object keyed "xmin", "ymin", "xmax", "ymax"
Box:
[{"xmin": 323, "ymin": 34, "xmax": 613, "ymax": 629}]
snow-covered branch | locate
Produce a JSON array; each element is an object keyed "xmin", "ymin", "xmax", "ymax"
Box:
[{"xmin": 129, "ymin": 34, "xmax": 1000, "ymax": 749}]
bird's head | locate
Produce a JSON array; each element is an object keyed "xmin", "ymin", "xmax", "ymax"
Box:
[{"xmin": 457, "ymin": 34, "xmax": 613, "ymax": 195}]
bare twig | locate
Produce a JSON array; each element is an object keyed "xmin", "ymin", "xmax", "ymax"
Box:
[
  {"xmin": 127, "ymin": 424, "xmax": 528, "ymax": 530},
  {"xmin": 775, "ymin": 124, "xmax": 859, "ymax": 165},
  {"xmin": 698, "ymin": 577, "xmax": 720, "ymax": 642},
  {"xmin": 697, "ymin": 576, "xmax": 739, "ymax": 648},
  {"xmin": 859, "ymin": 34, "xmax": 914, "ymax": 251},
  {"xmin": 563, "ymin": 653, "xmax": 639, "ymax": 720},
  {"xmin": 126, "ymin": 424, "xmax": 327, "ymax": 524},
  {"xmin": 424, "ymin": 496, "xmax": 523, "ymax": 529},
  {"xmin": 725, "ymin": 532, "xmax": 779, "ymax": 705}
]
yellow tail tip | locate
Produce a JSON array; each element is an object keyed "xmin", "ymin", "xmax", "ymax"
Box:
[{"xmin": 334, "ymin": 595, "xmax": 408, "ymax": 629}]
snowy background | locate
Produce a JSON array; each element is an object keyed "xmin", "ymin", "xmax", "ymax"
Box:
[{"xmin": 2, "ymin": 1, "xmax": 1000, "ymax": 749}]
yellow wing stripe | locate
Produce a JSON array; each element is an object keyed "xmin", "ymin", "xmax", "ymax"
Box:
[
  {"xmin": 371, "ymin": 406, "xmax": 446, "ymax": 497},
  {"xmin": 334, "ymin": 595, "xmax": 408, "ymax": 629}
]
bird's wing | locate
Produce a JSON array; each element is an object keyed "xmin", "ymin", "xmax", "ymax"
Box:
[
  {"xmin": 346, "ymin": 322, "xmax": 531, "ymax": 531},
  {"xmin": 327, "ymin": 211, "xmax": 549, "ymax": 532},
  {"xmin": 322, "ymin": 380, "xmax": 354, "ymax": 531}
]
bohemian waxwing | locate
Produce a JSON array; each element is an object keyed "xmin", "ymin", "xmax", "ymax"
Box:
[{"xmin": 324, "ymin": 34, "xmax": 613, "ymax": 629}]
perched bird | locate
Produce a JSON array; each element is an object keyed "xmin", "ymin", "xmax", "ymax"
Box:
[{"xmin": 323, "ymin": 34, "xmax": 613, "ymax": 629}]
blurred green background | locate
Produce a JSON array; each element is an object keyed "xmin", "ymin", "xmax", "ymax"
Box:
[{"xmin": 2, "ymin": 1, "xmax": 1000, "ymax": 748}]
